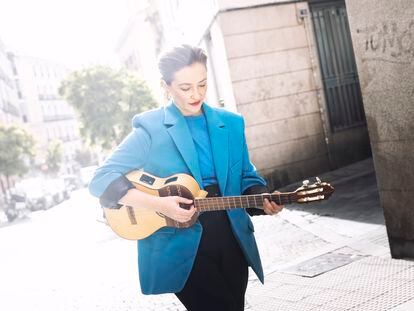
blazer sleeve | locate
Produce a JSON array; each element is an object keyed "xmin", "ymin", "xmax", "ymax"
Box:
[
  {"xmin": 239, "ymin": 118, "xmax": 269, "ymax": 216},
  {"xmin": 88, "ymin": 126, "xmax": 151, "ymax": 207}
]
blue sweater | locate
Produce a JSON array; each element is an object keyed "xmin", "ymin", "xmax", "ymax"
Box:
[{"xmin": 185, "ymin": 113, "xmax": 218, "ymax": 187}]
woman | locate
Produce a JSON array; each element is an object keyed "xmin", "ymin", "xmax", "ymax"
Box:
[{"xmin": 89, "ymin": 45, "xmax": 283, "ymax": 311}]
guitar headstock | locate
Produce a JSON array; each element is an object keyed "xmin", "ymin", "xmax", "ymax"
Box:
[{"xmin": 294, "ymin": 177, "xmax": 334, "ymax": 203}]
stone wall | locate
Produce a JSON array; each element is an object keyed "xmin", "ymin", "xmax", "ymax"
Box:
[
  {"xmin": 218, "ymin": 2, "xmax": 331, "ymax": 188},
  {"xmin": 345, "ymin": 0, "xmax": 414, "ymax": 258}
]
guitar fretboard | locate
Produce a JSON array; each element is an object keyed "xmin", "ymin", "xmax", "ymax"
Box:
[{"xmin": 194, "ymin": 193, "xmax": 297, "ymax": 212}]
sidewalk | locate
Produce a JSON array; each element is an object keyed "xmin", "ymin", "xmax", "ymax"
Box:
[
  {"xmin": 4, "ymin": 157, "xmax": 411, "ymax": 310},
  {"xmin": 246, "ymin": 158, "xmax": 414, "ymax": 311}
]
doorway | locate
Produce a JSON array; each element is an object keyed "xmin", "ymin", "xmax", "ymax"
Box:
[{"xmin": 310, "ymin": 0, "xmax": 371, "ymax": 167}]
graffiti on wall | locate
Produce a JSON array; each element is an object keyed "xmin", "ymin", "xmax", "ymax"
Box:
[{"xmin": 357, "ymin": 20, "xmax": 414, "ymax": 64}]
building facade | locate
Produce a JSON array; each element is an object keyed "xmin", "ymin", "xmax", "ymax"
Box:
[
  {"xmin": 9, "ymin": 54, "xmax": 82, "ymax": 174},
  {"xmin": 118, "ymin": 0, "xmax": 372, "ymax": 189},
  {"xmin": 116, "ymin": 0, "xmax": 165, "ymax": 104},
  {"xmin": 0, "ymin": 38, "xmax": 21, "ymax": 125},
  {"xmin": 0, "ymin": 38, "xmax": 24, "ymax": 205}
]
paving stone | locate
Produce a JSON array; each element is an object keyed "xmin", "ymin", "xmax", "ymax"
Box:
[
  {"xmin": 348, "ymin": 283, "xmax": 414, "ymax": 311},
  {"xmin": 249, "ymin": 297, "xmax": 320, "ymax": 311},
  {"xmin": 299, "ymin": 289, "xmax": 353, "ymax": 305}
]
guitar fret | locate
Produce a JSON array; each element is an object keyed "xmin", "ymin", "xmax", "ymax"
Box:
[{"xmin": 196, "ymin": 191, "xmax": 299, "ymax": 212}]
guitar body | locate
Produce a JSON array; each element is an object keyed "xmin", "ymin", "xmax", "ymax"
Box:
[{"xmin": 103, "ymin": 171, "xmax": 208, "ymax": 240}]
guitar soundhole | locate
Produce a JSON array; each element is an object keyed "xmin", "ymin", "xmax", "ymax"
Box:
[{"xmin": 164, "ymin": 177, "xmax": 178, "ymax": 184}]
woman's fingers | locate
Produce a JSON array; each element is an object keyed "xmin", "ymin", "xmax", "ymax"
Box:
[
  {"xmin": 175, "ymin": 196, "xmax": 193, "ymax": 205},
  {"xmin": 178, "ymin": 205, "xmax": 196, "ymax": 217},
  {"xmin": 173, "ymin": 196, "xmax": 195, "ymax": 221},
  {"xmin": 157, "ymin": 196, "xmax": 196, "ymax": 223},
  {"xmin": 173, "ymin": 198, "xmax": 196, "ymax": 222},
  {"xmin": 263, "ymin": 198, "xmax": 284, "ymax": 215},
  {"xmin": 174, "ymin": 207, "xmax": 195, "ymax": 223}
]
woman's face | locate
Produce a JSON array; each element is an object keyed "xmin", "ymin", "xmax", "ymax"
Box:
[{"xmin": 166, "ymin": 62, "xmax": 207, "ymax": 116}]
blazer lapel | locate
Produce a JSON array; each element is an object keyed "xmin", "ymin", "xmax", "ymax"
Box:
[
  {"xmin": 203, "ymin": 104, "xmax": 229, "ymax": 195},
  {"xmin": 164, "ymin": 103, "xmax": 203, "ymax": 186}
]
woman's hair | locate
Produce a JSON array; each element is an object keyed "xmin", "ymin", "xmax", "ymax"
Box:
[{"xmin": 158, "ymin": 44, "xmax": 207, "ymax": 85}]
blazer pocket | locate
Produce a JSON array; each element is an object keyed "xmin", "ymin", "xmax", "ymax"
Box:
[
  {"xmin": 148, "ymin": 227, "xmax": 177, "ymax": 252},
  {"xmin": 155, "ymin": 227, "xmax": 176, "ymax": 235}
]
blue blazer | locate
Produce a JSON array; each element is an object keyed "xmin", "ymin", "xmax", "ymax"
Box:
[{"xmin": 89, "ymin": 102, "xmax": 266, "ymax": 294}]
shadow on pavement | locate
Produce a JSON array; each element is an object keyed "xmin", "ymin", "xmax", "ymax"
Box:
[{"xmin": 279, "ymin": 158, "xmax": 384, "ymax": 225}]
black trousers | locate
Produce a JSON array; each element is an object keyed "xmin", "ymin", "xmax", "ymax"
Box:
[{"xmin": 175, "ymin": 185, "xmax": 248, "ymax": 311}]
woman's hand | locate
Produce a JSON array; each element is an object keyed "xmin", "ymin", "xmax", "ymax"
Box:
[
  {"xmin": 263, "ymin": 192, "xmax": 284, "ymax": 215},
  {"xmin": 157, "ymin": 196, "xmax": 196, "ymax": 223}
]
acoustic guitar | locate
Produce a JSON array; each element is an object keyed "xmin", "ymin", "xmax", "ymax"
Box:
[{"xmin": 103, "ymin": 171, "xmax": 335, "ymax": 240}]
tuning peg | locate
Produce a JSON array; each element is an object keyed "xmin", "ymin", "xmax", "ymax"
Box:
[
  {"xmin": 316, "ymin": 177, "xmax": 321, "ymax": 184},
  {"xmin": 302, "ymin": 180, "xmax": 309, "ymax": 187}
]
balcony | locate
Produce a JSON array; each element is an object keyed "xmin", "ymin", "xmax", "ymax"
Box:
[
  {"xmin": 1, "ymin": 101, "xmax": 21, "ymax": 117},
  {"xmin": 42, "ymin": 114, "xmax": 74, "ymax": 122}
]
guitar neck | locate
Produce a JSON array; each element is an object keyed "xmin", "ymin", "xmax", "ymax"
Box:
[{"xmin": 194, "ymin": 192, "xmax": 297, "ymax": 212}]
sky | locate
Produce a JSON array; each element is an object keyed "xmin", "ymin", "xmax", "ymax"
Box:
[{"xmin": 0, "ymin": 0, "xmax": 130, "ymax": 69}]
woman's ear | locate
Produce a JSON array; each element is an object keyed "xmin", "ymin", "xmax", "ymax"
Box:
[
  {"xmin": 160, "ymin": 80, "xmax": 171, "ymax": 100},
  {"xmin": 160, "ymin": 79, "xmax": 168, "ymax": 90}
]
